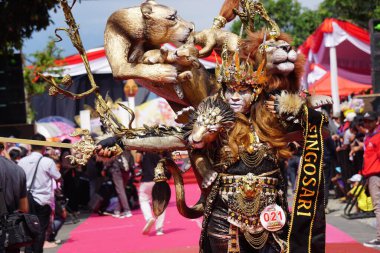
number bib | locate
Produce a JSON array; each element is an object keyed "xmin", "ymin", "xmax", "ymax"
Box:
[{"xmin": 260, "ymin": 204, "xmax": 286, "ymax": 232}]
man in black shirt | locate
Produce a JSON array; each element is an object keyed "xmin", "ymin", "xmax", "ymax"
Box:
[{"xmin": 0, "ymin": 146, "xmax": 28, "ymax": 253}]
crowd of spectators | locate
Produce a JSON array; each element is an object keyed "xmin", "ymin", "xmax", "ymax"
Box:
[{"xmin": 285, "ymin": 107, "xmax": 380, "ymax": 249}]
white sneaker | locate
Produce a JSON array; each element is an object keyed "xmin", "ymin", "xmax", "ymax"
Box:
[
  {"xmin": 43, "ymin": 241, "xmax": 58, "ymax": 249},
  {"xmin": 112, "ymin": 211, "xmax": 121, "ymax": 218},
  {"xmin": 156, "ymin": 229, "xmax": 164, "ymax": 236},
  {"xmin": 118, "ymin": 211, "xmax": 133, "ymax": 218},
  {"xmin": 124, "ymin": 211, "xmax": 132, "ymax": 218},
  {"xmin": 142, "ymin": 218, "xmax": 155, "ymax": 235},
  {"xmin": 364, "ymin": 239, "xmax": 380, "ymax": 248}
]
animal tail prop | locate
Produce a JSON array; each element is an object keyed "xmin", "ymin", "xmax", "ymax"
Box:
[
  {"xmin": 153, "ymin": 159, "xmax": 204, "ymax": 219},
  {"xmin": 152, "ymin": 160, "xmax": 172, "ymax": 217},
  {"xmin": 152, "ymin": 182, "xmax": 171, "ymax": 217}
]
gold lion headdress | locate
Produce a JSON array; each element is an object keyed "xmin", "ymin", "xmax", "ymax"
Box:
[
  {"xmin": 214, "ymin": 0, "xmax": 280, "ymax": 95},
  {"xmin": 215, "ymin": 42, "xmax": 267, "ymax": 94}
]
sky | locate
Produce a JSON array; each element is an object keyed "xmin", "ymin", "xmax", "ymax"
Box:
[{"xmin": 22, "ymin": 0, "xmax": 323, "ymax": 57}]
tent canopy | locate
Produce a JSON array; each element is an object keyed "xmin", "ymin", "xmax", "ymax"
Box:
[
  {"xmin": 300, "ymin": 18, "xmax": 371, "ymax": 86},
  {"xmin": 309, "ymin": 72, "xmax": 371, "ymax": 96},
  {"xmin": 54, "ymin": 44, "xmax": 219, "ymax": 77}
]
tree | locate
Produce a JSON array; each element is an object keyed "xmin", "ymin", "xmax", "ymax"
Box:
[
  {"xmin": 0, "ymin": 0, "xmax": 60, "ymax": 53},
  {"xmin": 23, "ymin": 39, "xmax": 63, "ymax": 122},
  {"xmin": 317, "ymin": 0, "xmax": 380, "ymax": 29},
  {"xmin": 230, "ymin": 0, "xmax": 322, "ymax": 47}
]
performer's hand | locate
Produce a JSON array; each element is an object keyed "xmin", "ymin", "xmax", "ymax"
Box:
[
  {"xmin": 96, "ymin": 145, "xmax": 114, "ymax": 158},
  {"xmin": 95, "ymin": 136, "xmax": 120, "ymax": 160},
  {"xmin": 264, "ymin": 94, "xmax": 278, "ymax": 114}
]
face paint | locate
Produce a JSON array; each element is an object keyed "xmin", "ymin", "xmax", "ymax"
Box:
[{"xmin": 224, "ymin": 88, "xmax": 253, "ymax": 114}]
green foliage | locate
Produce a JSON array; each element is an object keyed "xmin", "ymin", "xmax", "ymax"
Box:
[
  {"xmin": 230, "ymin": 0, "xmax": 380, "ymax": 48},
  {"xmin": 0, "ymin": 0, "xmax": 60, "ymax": 53},
  {"xmin": 23, "ymin": 39, "xmax": 63, "ymax": 121},
  {"xmin": 317, "ymin": 0, "xmax": 380, "ymax": 29},
  {"xmin": 230, "ymin": 0, "xmax": 322, "ymax": 47}
]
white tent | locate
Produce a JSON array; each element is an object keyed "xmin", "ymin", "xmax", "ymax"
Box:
[
  {"xmin": 54, "ymin": 44, "xmax": 218, "ymax": 76},
  {"xmin": 299, "ymin": 18, "xmax": 371, "ymax": 114}
]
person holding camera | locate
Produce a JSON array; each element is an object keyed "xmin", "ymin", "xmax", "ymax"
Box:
[{"xmin": 0, "ymin": 143, "xmax": 28, "ymax": 253}]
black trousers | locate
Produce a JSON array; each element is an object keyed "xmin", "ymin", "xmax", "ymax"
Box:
[
  {"xmin": 25, "ymin": 201, "xmax": 52, "ymax": 253},
  {"xmin": 5, "ymin": 248, "xmax": 20, "ymax": 253},
  {"xmin": 63, "ymin": 171, "xmax": 80, "ymax": 212}
]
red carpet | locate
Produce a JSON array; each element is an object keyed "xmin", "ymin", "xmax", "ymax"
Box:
[
  {"xmin": 59, "ymin": 184, "xmax": 202, "ymax": 253},
  {"xmin": 325, "ymin": 224, "xmax": 379, "ymax": 253},
  {"xmin": 58, "ymin": 184, "xmax": 379, "ymax": 253}
]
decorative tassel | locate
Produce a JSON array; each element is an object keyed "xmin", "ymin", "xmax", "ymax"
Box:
[{"xmin": 152, "ymin": 181, "xmax": 171, "ymax": 217}]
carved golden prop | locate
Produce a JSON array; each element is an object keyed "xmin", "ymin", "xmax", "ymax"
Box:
[
  {"xmin": 103, "ymin": 0, "xmax": 218, "ymax": 109},
  {"xmin": 65, "ymin": 129, "xmax": 122, "ymax": 165},
  {"xmin": 0, "ymin": 130, "xmax": 102, "ymax": 166},
  {"xmin": 234, "ymin": 0, "xmax": 280, "ymax": 40},
  {"xmin": 0, "ymin": 137, "xmax": 72, "ymax": 149},
  {"xmin": 40, "ymin": 0, "xmax": 128, "ymax": 131},
  {"xmin": 37, "ymin": 0, "xmax": 141, "ymax": 165},
  {"xmin": 212, "ymin": 15, "xmax": 228, "ymax": 29}
]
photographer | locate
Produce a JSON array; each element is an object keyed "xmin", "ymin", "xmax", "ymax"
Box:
[{"xmin": 0, "ymin": 143, "xmax": 28, "ymax": 253}]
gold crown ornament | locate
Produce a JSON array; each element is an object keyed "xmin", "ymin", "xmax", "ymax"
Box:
[{"xmin": 215, "ymin": 43, "xmax": 267, "ymax": 93}]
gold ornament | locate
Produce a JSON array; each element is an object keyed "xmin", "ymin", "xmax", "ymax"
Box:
[
  {"xmin": 212, "ymin": 15, "xmax": 227, "ymax": 29},
  {"xmin": 154, "ymin": 161, "xmax": 168, "ymax": 182},
  {"xmin": 215, "ymin": 43, "xmax": 267, "ymax": 92}
]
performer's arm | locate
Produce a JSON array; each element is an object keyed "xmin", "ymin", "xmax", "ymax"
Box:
[{"xmin": 96, "ymin": 134, "xmax": 187, "ymax": 159}]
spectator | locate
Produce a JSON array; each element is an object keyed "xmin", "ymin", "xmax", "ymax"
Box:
[
  {"xmin": 336, "ymin": 112, "xmax": 356, "ymax": 192},
  {"xmin": 46, "ymin": 186, "xmax": 67, "ymax": 245},
  {"xmin": 7, "ymin": 147, "xmax": 22, "ymax": 164},
  {"xmin": 347, "ymin": 174, "xmax": 373, "ymax": 213},
  {"xmin": 60, "ymin": 139, "xmax": 80, "ymax": 221},
  {"xmin": 43, "ymin": 148, "xmax": 62, "ymax": 249},
  {"xmin": 349, "ymin": 120, "xmax": 365, "ymax": 173},
  {"xmin": 125, "ymin": 151, "xmax": 139, "ymax": 210},
  {"xmin": 360, "ymin": 112, "xmax": 380, "ymax": 248},
  {"xmin": 85, "ymin": 156, "xmax": 103, "ymax": 201},
  {"xmin": 324, "ymin": 135, "xmax": 336, "ymax": 213},
  {"xmin": 136, "ymin": 151, "xmax": 165, "ymax": 236},
  {"xmin": 0, "ymin": 145, "xmax": 28, "ymax": 253},
  {"xmin": 331, "ymin": 167, "xmax": 345, "ymax": 199},
  {"xmin": 329, "ymin": 111, "xmax": 341, "ymax": 136},
  {"xmin": 18, "ymin": 134, "xmax": 61, "ymax": 253},
  {"xmin": 18, "ymin": 145, "xmax": 29, "ymax": 159},
  {"xmin": 0, "ymin": 143, "xmax": 11, "ymax": 160},
  {"xmin": 103, "ymin": 151, "xmax": 133, "ymax": 218}
]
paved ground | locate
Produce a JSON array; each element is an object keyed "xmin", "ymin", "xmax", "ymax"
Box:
[
  {"xmin": 326, "ymin": 196, "xmax": 377, "ymax": 244},
  {"xmin": 41, "ymin": 192, "xmax": 380, "ymax": 253}
]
